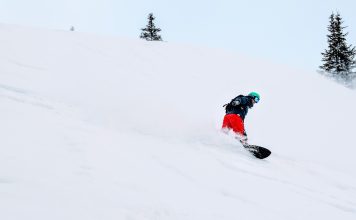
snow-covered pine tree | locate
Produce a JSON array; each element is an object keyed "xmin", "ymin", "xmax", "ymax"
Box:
[
  {"xmin": 140, "ymin": 13, "xmax": 162, "ymax": 41},
  {"xmin": 320, "ymin": 12, "xmax": 356, "ymax": 82}
]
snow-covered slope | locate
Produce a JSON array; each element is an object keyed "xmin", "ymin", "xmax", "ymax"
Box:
[{"xmin": 1, "ymin": 24, "xmax": 356, "ymax": 220}]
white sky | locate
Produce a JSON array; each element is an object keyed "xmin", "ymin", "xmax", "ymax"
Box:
[{"xmin": 1, "ymin": 0, "xmax": 356, "ymax": 71}]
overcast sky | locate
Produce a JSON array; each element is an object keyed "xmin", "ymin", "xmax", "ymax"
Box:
[{"xmin": 1, "ymin": 0, "xmax": 356, "ymax": 71}]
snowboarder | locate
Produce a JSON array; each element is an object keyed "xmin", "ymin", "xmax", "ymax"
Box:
[{"xmin": 222, "ymin": 92, "xmax": 260, "ymax": 145}]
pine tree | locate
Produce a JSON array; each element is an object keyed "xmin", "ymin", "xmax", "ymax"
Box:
[
  {"xmin": 140, "ymin": 13, "xmax": 162, "ymax": 41},
  {"xmin": 320, "ymin": 12, "xmax": 356, "ymax": 81}
]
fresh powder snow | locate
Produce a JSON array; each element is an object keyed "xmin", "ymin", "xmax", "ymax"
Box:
[{"xmin": 1, "ymin": 24, "xmax": 356, "ymax": 220}]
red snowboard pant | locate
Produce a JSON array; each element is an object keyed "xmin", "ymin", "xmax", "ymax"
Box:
[{"xmin": 222, "ymin": 114, "xmax": 245, "ymax": 136}]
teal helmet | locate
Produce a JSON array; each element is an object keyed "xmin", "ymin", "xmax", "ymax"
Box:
[{"xmin": 248, "ymin": 92, "xmax": 260, "ymax": 103}]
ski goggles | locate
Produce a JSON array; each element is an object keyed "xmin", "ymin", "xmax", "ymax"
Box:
[{"xmin": 253, "ymin": 96, "xmax": 260, "ymax": 103}]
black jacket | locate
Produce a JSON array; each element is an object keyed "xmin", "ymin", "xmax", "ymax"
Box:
[{"xmin": 224, "ymin": 95, "xmax": 254, "ymax": 121}]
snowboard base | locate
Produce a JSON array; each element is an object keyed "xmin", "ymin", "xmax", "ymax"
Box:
[{"xmin": 244, "ymin": 145, "xmax": 271, "ymax": 159}]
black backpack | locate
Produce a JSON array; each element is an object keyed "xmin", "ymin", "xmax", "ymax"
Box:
[{"xmin": 223, "ymin": 95, "xmax": 243, "ymax": 112}]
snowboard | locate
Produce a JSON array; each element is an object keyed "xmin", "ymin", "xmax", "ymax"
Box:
[{"xmin": 243, "ymin": 144, "xmax": 271, "ymax": 159}]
